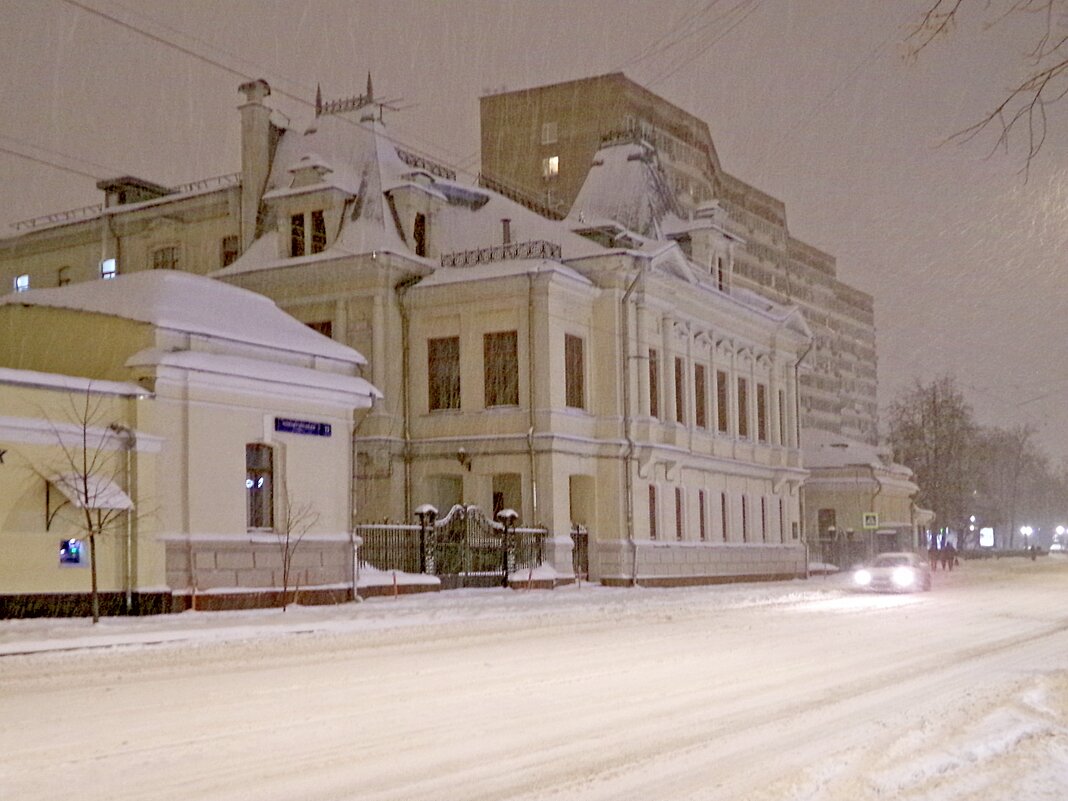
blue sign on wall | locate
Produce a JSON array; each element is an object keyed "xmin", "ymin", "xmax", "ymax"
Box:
[{"xmin": 274, "ymin": 418, "xmax": 332, "ymax": 437}]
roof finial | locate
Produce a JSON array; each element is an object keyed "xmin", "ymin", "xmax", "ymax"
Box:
[
  {"xmin": 366, "ymin": 72, "xmax": 374, "ymax": 102},
  {"xmin": 315, "ymin": 83, "xmax": 322, "ymax": 117}
]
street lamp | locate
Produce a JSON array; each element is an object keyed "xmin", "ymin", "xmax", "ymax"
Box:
[
  {"xmin": 497, "ymin": 508, "xmax": 519, "ymax": 587},
  {"xmin": 415, "ymin": 503, "xmax": 438, "ymax": 574}
]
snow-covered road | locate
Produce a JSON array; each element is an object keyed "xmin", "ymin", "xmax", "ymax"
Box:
[{"xmin": 2, "ymin": 558, "xmax": 1066, "ymax": 800}]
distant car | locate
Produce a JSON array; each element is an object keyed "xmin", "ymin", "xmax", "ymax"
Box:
[{"xmin": 852, "ymin": 551, "xmax": 932, "ymax": 593}]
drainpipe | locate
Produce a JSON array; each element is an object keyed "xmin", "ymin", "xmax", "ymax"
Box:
[
  {"xmin": 527, "ymin": 273, "xmax": 539, "ymax": 524},
  {"xmin": 395, "ymin": 275, "xmax": 419, "ymax": 517},
  {"xmin": 794, "ymin": 337, "xmax": 813, "ymax": 575},
  {"xmin": 621, "ymin": 259, "xmax": 648, "ymax": 586}
]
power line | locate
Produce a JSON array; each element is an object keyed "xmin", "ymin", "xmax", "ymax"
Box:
[{"xmin": 0, "ymin": 146, "xmax": 103, "ymax": 181}]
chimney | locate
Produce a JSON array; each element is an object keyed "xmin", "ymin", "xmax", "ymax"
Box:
[
  {"xmin": 502, "ymin": 218, "xmax": 511, "ymax": 245},
  {"xmin": 239, "ymin": 79, "xmax": 272, "ymax": 252}
]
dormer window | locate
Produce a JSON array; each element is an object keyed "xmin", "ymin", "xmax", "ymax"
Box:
[
  {"xmin": 311, "ymin": 210, "xmax": 326, "ymax": 254},
  {"xmin": 291, "ymin": 210, "xmax": 326, "ymax": 257},
  {"xmin": 291, "ymin": 214, "xmax": 305, "ymax": 257}
]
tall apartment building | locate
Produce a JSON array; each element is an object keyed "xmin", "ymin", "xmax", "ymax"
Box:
[{"xmin": 480, "ymin": 72, "xmax": 879, "ymax": 446}]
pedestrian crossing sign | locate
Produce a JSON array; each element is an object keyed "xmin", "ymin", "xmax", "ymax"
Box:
[{"xmin": 862, "ymin": 512, "xmax": 879, "ymax": 529}]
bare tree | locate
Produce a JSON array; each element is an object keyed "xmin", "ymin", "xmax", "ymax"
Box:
[
  {"xmin": 32, "ymin": 388, "xmax": 137, "ymax": 623},
  {"xmin": 908, "ymin": 0, "xmax": 1068, "ymax": 173},
  {"xmin": 888, "ymin": 375, "xmax": 978, "ymax": 533},
  {"xmin": 276, "ymin": 479, "xmax": 320, "ymax": 611},
  {"xmin": 971, "ymin": 423, "xmax": 1036, "ymax": 547}
]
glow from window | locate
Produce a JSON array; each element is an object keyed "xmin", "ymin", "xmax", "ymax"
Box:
[
  {"xmin": 14, "ymin": 274, "xmax": 29, "ymax": 292},
  {"xmin": 542, "ymin": 155, "xmax": 559, "ymax": 178},
  {"xmin": 100, "ymin": 258, "xmax": 117, "ymax": 280}
]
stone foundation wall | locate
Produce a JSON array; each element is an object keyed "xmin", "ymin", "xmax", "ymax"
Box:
[{"xmin": 594, "ymin": 539, "xmax": 806, "ymax": 586}]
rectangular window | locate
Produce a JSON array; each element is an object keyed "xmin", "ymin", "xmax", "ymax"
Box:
[
  {"xmin": 542, "ymin": 155, "xmax": 560, "ymax": 179},
  {"xmin": 716, "ymin": 370, "xmax": 729, "ymax": 433},
  {"xmin": 541, "ymin": 121, "xmax": 558, "ymax": 145},
  {"xmin": 721, "ymin": 492, "xmax": 729, "ymax": 541},
  {"xmin": 649, "ymin": 485, "xmax": 658, "ymax": 540},
  {"xmin": 151, "ymin": 246, "xmax": 179, "ymax": 271},
  {"xmin": 484, "ymin": 330, "xmax": 519, "ymax": 407},
  {"xmin": 779, "ymin": 498, "xmax": 785, "ymax": 543},
  {"xmin": 649, "ymin": 349, "xmax": 660, "ymax": 418},
  {"xmin": 778, "ymin": 389, "xmax": 787, "ymax": 446},
  {"xmin": 694, "ymin": 364, "xmax": 707, "ymax": 429},
  {"xmin": 757, "ymin": 383, "xmax": 768, "ymax": 443},
  {"xmin": 674, "ymin": 357, "xmax": 685, "ymax": 424},
  {"xmin": 737, "ymin": 377, "xmax": 749, "ymax": 439},
  {"xmin": 675, "ymin": 487, "xmax": 683, "ymax": 540},
  {"xmin": 741, "ymin": 496, "xmax": 749, "ymax": 542},
  {"xmin": 14, "ymin": 273, "xmax": 29, "ymax": 292},
  {"xmin": 413, "ymin": 212, "xmax": 427, "ymax": 257},
  {"xmin": 220, "ymin": 235, "xmax": 239, "ymax": 267},
  {"xmin": 428, "ymin": 336, "xmax": 461, "ymax": 411},
  {"xmin": 699, "ymin": 490, "xmax": 707, "ymax": 541},
  {"xmin": 761, "ymin": 496, "xmax": 768, "ymax": 541},
  {"xmin": 716, "ymin": 256, "xmax": 726, "ymax": 292},
  {"xmin": 290, "ymin": 213, "xmax": 305, "ymax": 257},
  {"xmin": 246, "ymin": 443, "xmax": 274, "ymax": 530},
  {"xmin": 818, "ymin": 508, "xmax": 837, "ymax": 541},
  {"xmin": 311, "ymin": 210, "xmax": 327, "ymax": 253},
  {"xmin": 565, "ymin": 334, "xmax": 585, "ymax": 409},
  {"xmin": 100, "ymin": 258, "xmax": 117, "ymax": 280}
]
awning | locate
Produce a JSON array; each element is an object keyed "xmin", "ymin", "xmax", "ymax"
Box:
[{"xmin": 51, "ymin": 473, "xmax": 133, "ymax": 510}]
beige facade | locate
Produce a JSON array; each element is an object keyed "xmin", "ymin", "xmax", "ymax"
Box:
[
  {"xmin": 479, "ymin": 72, "xmax": 879, "ymax": 446},
  {"xmin": 0, "ymin": 76, "xmax": 817, "ymax": 590},
  {"xmin": 0, "ymin": 271, "xmax": 378, "ymax": 615}
]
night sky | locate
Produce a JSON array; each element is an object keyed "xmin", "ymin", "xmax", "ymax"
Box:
[{"xmin": 4, "ymin": 0, "xmax": 1067, "ymax": 461}]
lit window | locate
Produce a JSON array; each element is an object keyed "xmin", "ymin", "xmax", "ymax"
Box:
[
  {"xmin": 542, "ymin": 155, "xmax": 559, "ymax": 179},
  {"xmin": 100, "ymin": 258, "xmax": 117, "ymax": 280},
  {"xmin": 484, "ymin": 330, "xmax": 519, "ymax": 407},
  {"xmin": 151, "ymin": 247, "xmax": 178, "ymax": 271},
  {"xmin": 565, "ymin": 334, "xmax": 585, "ymax": 409},
  {"xmin": 246, "ymin": 443, "xmax": 274, "ymax": 530},
  {"xmin": 14, "ymin": 274, "xmax": 29, "ymax": 292},
  {"xmin": 541, "ymin": 121, "xmax": 558, "ymax": 145}
]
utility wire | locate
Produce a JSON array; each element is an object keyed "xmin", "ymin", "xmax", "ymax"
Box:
[{"xmin": 0, "ymin": 146, "xmax": 103, "ymax": 181}]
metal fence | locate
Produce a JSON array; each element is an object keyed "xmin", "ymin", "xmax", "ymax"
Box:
[{"xmin": 355, "ymin": 504, "xmax": 546, "ymax": 588}]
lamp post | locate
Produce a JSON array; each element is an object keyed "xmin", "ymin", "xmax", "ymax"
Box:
[
  {"xmin": 1020, "ymin": 525, "xmax": 1034, "ymax": 560},
  {"xmin": 497, "ymin": 508, "xmax": 518, "ymax": 587},
  {"xmin": 415, "ymin": 503, "xmax": 438, "ymax": 574}
]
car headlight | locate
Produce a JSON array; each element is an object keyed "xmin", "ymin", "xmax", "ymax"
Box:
[
  {"xmin": 892, "ymin": 567, "xmax": 915, "ymax": 588},
  {"xmin": 854, "ymin": 569, "xmax": 872, "ymax": 587}
]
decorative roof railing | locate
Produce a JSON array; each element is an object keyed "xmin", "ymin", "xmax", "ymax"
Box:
[
  {"xmin": 440, "ymin": 239, "xmax": 561, "ymax": 268},
  {"xmin": 10, "ymin": 172, "xmax": 241, "ymax": 232},
  {"xmin": 477, "ymin": 173, "xmax": 567, "ymax": 220},
  {"xmin": 11, "ymin": 203, "xmax": 104, "ymax": 231},
  {"xmin": 395, "ymin": 148, "xmax": 456, "ymax": 181}
]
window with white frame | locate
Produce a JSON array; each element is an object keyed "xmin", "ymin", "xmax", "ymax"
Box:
[
  {"xmin": 13, "ymin": 274, "xmax": 29, "ymax": 292},
  {"xmin": 541, "ymin": 121, "xmax": 558, "ymax": 145}
]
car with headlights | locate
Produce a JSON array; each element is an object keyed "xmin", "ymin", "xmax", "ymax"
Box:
[{"xmin": 852, "ymin": 551, "xmax": 932, "ymax": 593}]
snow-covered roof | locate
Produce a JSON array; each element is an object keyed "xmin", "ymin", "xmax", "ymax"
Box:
[
  {"xmin": 0, "ymin": 366, "xmax": 148, "ymax": 397},
  {"xmin": 802, "ymin": 429, "xmax": 911, "ymax": 477},
  {"xmin": 567, "ymin": 139, "xmax": 678, "ymax": 239},
  {"xmin": 126, "ymin": 349, "xmax": 381, "ymax": 405},
  {"xmin": 0, "ymin": 271, "xmax": 366, "ymax": 366},
  {"xmin": 415, "ymin": 258, "xmax": 593, "ymax": 289}
]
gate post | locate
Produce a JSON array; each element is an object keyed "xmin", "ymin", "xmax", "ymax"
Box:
[
  {"xmin": 415, "ymin": 504, "xmax": 438, "ymax": 574},
  {"xmin": 497, "ymin": 509, "xmax": 519, "ymax": 588}
]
